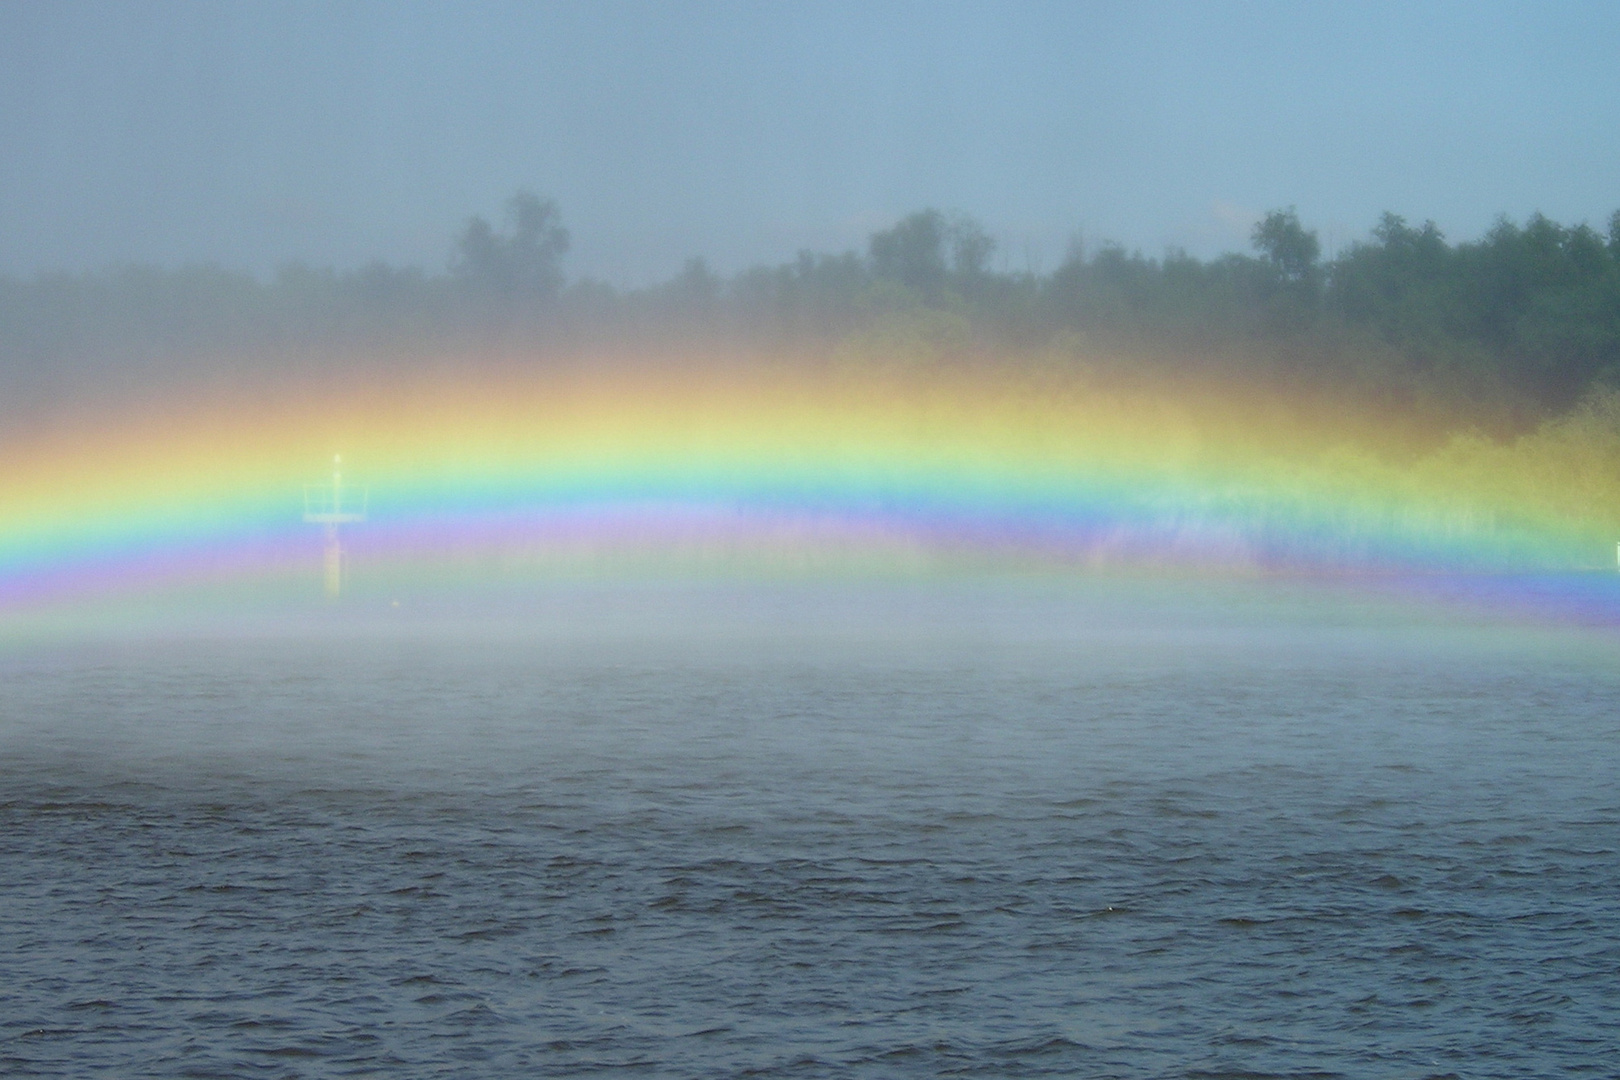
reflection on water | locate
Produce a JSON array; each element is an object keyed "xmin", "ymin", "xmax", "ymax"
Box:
[{"xmin": 2, "ymin": 580, "xmax": 1617, "ymax": 1077}]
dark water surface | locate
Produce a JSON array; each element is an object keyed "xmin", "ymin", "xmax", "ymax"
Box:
[{"xmin": 2, "ymin": 582, "xmax": 1617, "ymax": 1078}]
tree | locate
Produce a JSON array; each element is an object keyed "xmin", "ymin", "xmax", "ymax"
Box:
[
  {"xmin": 949, "ymin": 214, "xmax": 996, "ymax": 277},
  {"xmin": 870, "ymin": 210, "xmax": 949, "ymax": 295},
  {"xmin": 1327, "ymin": 213, "xmax": 1449, "ymax": 334},
  {"xmin": 453, "ymin": 191, "xmax": 570, "ymax": 303},
  {"xmin": 1252, "ymin": 208, "xmax": 1320, "ymax": 287},
  {"xmin": 870, "ymin": 210, "xmax": 998, "ymax": 299}
]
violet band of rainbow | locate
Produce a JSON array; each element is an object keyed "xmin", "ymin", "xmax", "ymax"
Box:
[{"xmin": 1, "ymin": 363, "xmax": 1614, "ymax": 612}]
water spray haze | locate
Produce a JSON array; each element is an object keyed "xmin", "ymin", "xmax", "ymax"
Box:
[{"xmin": 2, "ymin": 350, "xmax": 1619, "ymax": 625}]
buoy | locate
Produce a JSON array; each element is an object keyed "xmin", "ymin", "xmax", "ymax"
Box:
[{"xmin": 303, "ymin": 454, "xmax": 367, "ymax": 598}]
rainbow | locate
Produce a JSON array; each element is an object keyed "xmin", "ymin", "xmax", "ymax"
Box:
[{"xmin": 3, "ymin": 358, "xmax": 1618, "ymax": 624}]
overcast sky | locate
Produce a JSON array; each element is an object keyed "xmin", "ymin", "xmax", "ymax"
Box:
[{"xmin": 2, "ymin": 0, "xmax": 1617, "ymax": 284}]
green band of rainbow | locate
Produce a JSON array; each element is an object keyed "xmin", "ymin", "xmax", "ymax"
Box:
[{"xmin": 3, "ymin": 363, "xmax": 1616, "ymax": 619}]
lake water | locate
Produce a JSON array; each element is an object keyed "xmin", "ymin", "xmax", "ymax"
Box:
[{"xmin": 2, "ymin": 580, "xmax": 1617, "ymax": 1078}]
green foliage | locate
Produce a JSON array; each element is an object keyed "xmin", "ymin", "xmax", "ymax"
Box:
[
  {"xmin": 1252, "ymin": 208, "xmax": 1320, "ymax": 287},
  {"xmin": 1327, "ymin": 211, "xmax": 1620, "ymax": 406},
  {"xmin": 452, "ymin": 191, "xmax": 570, "ymax": 304},
  {"xmin": 869, "ymin": 210, "xmax": 949, "ymax": 297},
  {"xmin": 868, "ymin": 210, "xmax": 1000, "ymax": 301},
  {"xmin": 5, "ymin": 195, "xmax": 1620, "ymax": 434}
]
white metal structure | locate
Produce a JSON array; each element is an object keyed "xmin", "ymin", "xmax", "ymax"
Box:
[{"xmin": 303, "ymin": 455, "xmax": 367, "ymax": 598}]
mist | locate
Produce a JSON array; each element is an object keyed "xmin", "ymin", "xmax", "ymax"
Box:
[
  {"xmin": 6, "ymin": 7, "xmax": 1620, "ymax": 1078},
  {"xmin": 4, "ymin": 2, "xmax": 1620, "ymax": 283}
]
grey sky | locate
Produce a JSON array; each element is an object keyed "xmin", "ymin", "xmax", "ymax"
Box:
[{"xmin": 2, "ymin": 0, "xmax": 1617, "ymax": 284}]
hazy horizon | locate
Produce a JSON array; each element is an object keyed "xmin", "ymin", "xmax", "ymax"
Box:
[{"xmin": 4, "ymin": 1, "xmax": 1619, "ymax": 285}]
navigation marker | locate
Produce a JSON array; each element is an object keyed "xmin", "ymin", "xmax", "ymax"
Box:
[{"xmin": 303, "ymin": 455, "xmax": 367, "ymax": 598}]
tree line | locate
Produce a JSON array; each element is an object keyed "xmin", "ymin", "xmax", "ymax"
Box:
[{"xmin": 4, "ymin": 192, "xmax": 1619, "ymax": 430}]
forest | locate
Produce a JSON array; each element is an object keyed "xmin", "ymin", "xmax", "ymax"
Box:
[{"xmin": 3, "ymin": 192, "xmax": 1620, "ymax": 440}]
